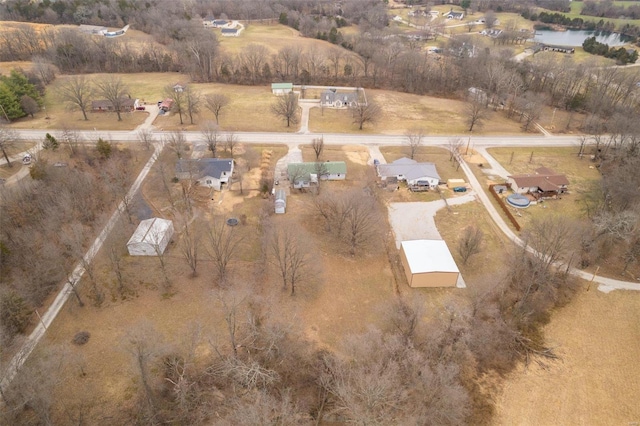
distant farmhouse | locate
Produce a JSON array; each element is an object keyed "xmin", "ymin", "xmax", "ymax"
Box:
[
  {"xmin": 287, "ymin": 161, "xmax": 346, "ymax": 188},
  {"xmin": 92, "ymin": 98, "xmax": 139, "ymax": 112},
  {"xmin": 377, "ymin": 157, "xmax": 440, "ymax": 191},
  {"xmin": 507, "ymin": 167, "xmax": 569, "ymax": 199},
  {"xmin": 176, "ymin": 158, "xmax": 234, "ymax": 191}
]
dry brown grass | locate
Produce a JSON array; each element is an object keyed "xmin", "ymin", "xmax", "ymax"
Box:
[
  {"xmin": 154, "ymin": 83, "xmax": 299, "ymax": 132},
  {"xmin": 218, "ymin": 23, "xmax": 346, "ymax": 57},
  {"xmin": 310, "ymin": 89, "xmax": 529, "ymax": 135},
  {"xmin": 494, "ymin": 288, "xmax": 640, "ymax": 425}
]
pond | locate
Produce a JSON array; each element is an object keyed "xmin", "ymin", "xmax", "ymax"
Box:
[{"xmin": 533, "ymin": 29, "xmax": 630, "ymax": 47}]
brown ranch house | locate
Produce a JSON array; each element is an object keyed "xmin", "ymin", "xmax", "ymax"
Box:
[
  {"xmin": 507, "ymin": 167, "xmax": 569, "ymax": 199},
  {"xmin": 92, "ymin": 98, "xmax": 140, "ymax": 112}
]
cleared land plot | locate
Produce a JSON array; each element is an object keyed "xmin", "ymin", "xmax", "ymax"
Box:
[
  {"xmin": 310, "ymin": 90, "xmax": 528, "ymax": 135},
  {"xmin": 495, "ymin": 289, "xmax": 640, "ymax": 425}
]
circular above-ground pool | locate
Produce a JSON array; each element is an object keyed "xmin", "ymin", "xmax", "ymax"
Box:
[{"xmin": 506, "ymin": 193, "xmax": 531, "ymax": 209}]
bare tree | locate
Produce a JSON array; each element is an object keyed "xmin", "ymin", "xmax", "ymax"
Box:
[
  {"xmin": 523, "ymin": 215, "xmax": 577, "ymax": 274},
  {"xmin": 165, "ymin": 85, "xmax": 186, "ymax": 125},
  {"xmin": 271, "ymin": 92, "xmax": 299, "ymax": 127},
  {"xmin": 206, "ymin": 218, "xmax": 241, "ymax": 284},
  {"xmin": 457, "ymin": 226, "xmax": 484, "ymax": 265},
  {"xmin": 204, "ymin": 93, "xmax": 230, "ymax": 125},
  {"xmin": 95, "ymin": 76, "xmax": 129, "ymax": 121},
  {"xmin": 447, "ymin": 137, "xmax": 464, "ymax": 161},
  {"xmin": 405, "ymin": 128, "xmax": 424, "ymax": 160},
  {"xmin": 185, "ymin": 86, "xmax": 201, "ymax": 125},
  {"xmin": 57, "ymin": 75, "xmax": 93, "ymax": 121},
  {"xmin": 311, "ymin": 136, "xmax": 324, "ymax": 160},
  {"xmin": 165, "ymin": 130, "xmax": 187, "ymax": 159},
  {"xmin": 465, "ymin": 97, "xmax": 488, "ymax": 132},
  {"xmin": 136, "ymin": 128, "xmax": 155, "ymax": 151},
  {"xmin": 58, "ymin": 125, "xmax": 83, "ymax": 156},
  {"xmin": 268, "ymin": 223, "xmax": 313, "ymax": 296},
  {"xmin": 122, "ymin": 321, "xmax": 166, "ymax": 423},
  {"xmin": 351, "ymin": 101, "xmax": 381, "ymax": 130},
  {"xmin": 108, "ymin": 242, "xmax": 128, "ymax": 299},
  {"xmin": 0, "ymin": 124, "xmax": 17, "ymax": 166},
  {"xmin": 225, "ymin": 132, "xmax": 239, "ymax": 158},
  {"xmin": 181, "ymin": 219, "xmax": 201, "ymax": 277},
  {"xmin": 200, "ymin": 121, "xmax": 220, "ymax": 157}
]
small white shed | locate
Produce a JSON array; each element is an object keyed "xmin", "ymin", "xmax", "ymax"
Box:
[
  {"xmin": 127, "ymin": 218, "xmax": 174, "ymax": 256},
  {"xmin": 275, "ymin": 189, "xmax": 287, "ymax": 214}
]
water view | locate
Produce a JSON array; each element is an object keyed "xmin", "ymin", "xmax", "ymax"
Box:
[{"xmin": 533, "ymin": 29, "xmax": 630, "ymax": 47}]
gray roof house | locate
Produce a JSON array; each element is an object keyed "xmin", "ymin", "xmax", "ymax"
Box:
[
  {"xmin": 321, "ymin": 90, "xmax": 360, "ymax": 108},
  {"xmin": 377, "ymin": 157, "xmax": 440, "ymax": 189},
  {"xmin": 176, "ymin": 158, "xmax": 234, "ymax": 191}
]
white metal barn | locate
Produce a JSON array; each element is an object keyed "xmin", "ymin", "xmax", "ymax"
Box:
[
  {"xmin": 127, "ymin": 218, "xmax": 174, "ymax": 256},
  {"xmin": 275, "ymin": 189, "xmax": 287, "ymax": 214},
  {"xmin": 400, "ymin": 240, "xmax": 460, "ymax": 288}
]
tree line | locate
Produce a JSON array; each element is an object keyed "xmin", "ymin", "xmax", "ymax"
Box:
[{"xmin": 583, "ymin": 36, "xmax": 639, "ymax": 65}]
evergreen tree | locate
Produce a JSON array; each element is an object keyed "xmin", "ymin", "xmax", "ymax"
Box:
[{"xmin": 0, "ymin": 82, "xmax": 24, "ymax": 121}]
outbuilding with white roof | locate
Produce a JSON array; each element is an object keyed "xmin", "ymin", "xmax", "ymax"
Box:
[
  {"xmin": 400, "ymin": 239, "xmax": 460, "ymax": 288},
  {"xmin": 127, "ymin": 218, "xmax": 174, "ymax": 256}
]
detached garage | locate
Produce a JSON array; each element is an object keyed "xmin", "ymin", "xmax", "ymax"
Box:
[
  {"xmin": 400, "ymin": 240, "xmax": 460, "ymax": 288},
  {"xmin": 127, "ymin": 218, "xmax": 174, "ymax": 256}
]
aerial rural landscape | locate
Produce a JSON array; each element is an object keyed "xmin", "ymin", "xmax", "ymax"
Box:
[{"xmin": 1, "ymin": 0, "xmax": 640, "ymax": 424}]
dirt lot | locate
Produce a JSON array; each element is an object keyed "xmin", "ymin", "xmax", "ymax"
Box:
[{"xmin": 494, "ymin": 288, "xmax": 640, "ymax": 425}]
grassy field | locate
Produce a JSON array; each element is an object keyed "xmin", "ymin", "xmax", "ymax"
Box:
[
  {"xmin": 545, "ymin": 2, "xmax": 640, "ymax": 26},
  {"xmin": 495, "ymin": 288, "xmax": 640, "ymax": 425},
  {"xmin": 218, "ymin": 22, "xmax": 347, "ymax": 56},
  {"xmin": 310, "ymin": 89, "xmax": 528, "ymax": 135},
  {"xmin": 154, "ymin": 82, "xmax": 300, "ymax": 132}
]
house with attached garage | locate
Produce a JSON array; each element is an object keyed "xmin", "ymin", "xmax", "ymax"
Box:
[
  {"xmin": 287, "ymin": 161, "xmax": 347, "ymax": 188},
  {"xmin": 92, "ymin": 98, "xmax": 139, "ymax": 112},
  {"xmin": 321, "ymin": 89, "xmax": 361, "ymax": 108},
  {"xmin": 507, "ymin": 167, "xmax": 569, "ymax": 199},
  {"xmin": 175, "ymin": 158, "xmax": 234, "ymax": 191},
  {"xmin": 377, "ymin": 157, "xmax": 440, "ymax": 190}
]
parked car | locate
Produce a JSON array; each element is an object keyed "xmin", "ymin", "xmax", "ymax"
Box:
[
  {"xmin": 453, "ymin": 186, "xmax": 467, "ymax": 192},
  {"xmin": 136, "ymin": 106, "xmax": 146, "ymax": 111}
]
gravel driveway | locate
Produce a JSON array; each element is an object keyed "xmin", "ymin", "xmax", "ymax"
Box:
[{"xmin": 388, "ymin": 193, "xmax": 477, "ymax": 249}]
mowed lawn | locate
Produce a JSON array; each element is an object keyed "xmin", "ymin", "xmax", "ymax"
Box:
[{"xmin": 310, "ymin": 89, "xmax": 529, "ymax": 135}]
